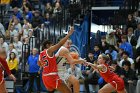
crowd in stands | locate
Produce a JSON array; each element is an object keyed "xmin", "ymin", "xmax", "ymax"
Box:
[{"xmin": 0, "ymin": 0, "xmax": 140, "ymax": 93}]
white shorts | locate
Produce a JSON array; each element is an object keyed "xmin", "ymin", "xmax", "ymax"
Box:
[{"xmin": 58, "ymin": 72, "xmax": 70, "ymax": 82}]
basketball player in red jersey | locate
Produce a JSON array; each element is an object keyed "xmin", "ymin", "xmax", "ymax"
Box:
[
  {"xmin": 0, "ymin": 48, "xmax": 16, "ymax": 93},
  {"xmin": 87, "ymin": 54, "xmax": 127, "ymax": 93},
  {"xmin": 38, "ymin": 27, "xmax": 86, "ymax": 93}
]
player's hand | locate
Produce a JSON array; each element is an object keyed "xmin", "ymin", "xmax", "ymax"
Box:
[
  {"xmin": 9, "ymin": 74, "xmax": 16, "ymax": 82},
  {"xmin": 85, "ymin": 62, "xmax": 92, "ymax": 66},
  {"xmin": 68, "ymin": 26, "xmax": 74, "ymax": 35},
  {"xmin": 83, "ymin": 62, "xmax": 90, "ymax": 66}
]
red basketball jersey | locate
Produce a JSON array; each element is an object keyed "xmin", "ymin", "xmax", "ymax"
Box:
[
  {"xmin": 99, "ymin": 63, "xmax": 117, "ymax": 83},
  {"xmin": 39, "ymin": 49, "xmax": 58, "ymax": 74},
  {"xmin": 0, "ymin": 68, "xmax": 3, "ymax": 82}
]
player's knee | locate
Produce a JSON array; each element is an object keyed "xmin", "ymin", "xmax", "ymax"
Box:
[{"xmin": 71, "ymin": 77, "xmax": 79, "ymax": 86}]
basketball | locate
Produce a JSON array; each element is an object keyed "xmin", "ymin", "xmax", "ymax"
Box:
[{"xmin": 70, "ymin": 52, "xmax": 79, "ymax": 59}]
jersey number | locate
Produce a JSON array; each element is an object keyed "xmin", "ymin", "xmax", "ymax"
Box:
[
  {"xmin": 42, "ymin": 55, "xmax": 48, "ymax": 66},
  {"xmin": 44, "ymin": 59, "xmax": 48, "ymax": 66}
]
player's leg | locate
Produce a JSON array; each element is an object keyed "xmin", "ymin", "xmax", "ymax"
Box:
[
  {"xmin": 98, "ymin": 83, "xmax": 116, "ymax": 93},
  {"xmin": 0, "ymin": 81, "xmax": 7, "ymax": 93},
  {"xmin": 67, "ymin": 75, "xmax": 80, "ymax": 93},
  {"xmin": 57, "ymin": 81, "xmax": 72, "ymax": 93}
]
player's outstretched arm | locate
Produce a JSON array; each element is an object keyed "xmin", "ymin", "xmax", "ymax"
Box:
[
  {"xmin": 86, "ymin": 62, "xmax": 104, "ymax": 70},
  {"xmin": 48, "ymin": 26, "xmax": 74, "ymax": 54}
]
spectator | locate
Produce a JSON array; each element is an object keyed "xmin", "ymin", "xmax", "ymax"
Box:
[
  {"xmin": 126, "ymin": 14, "xmax": 137, "ymax": 32},
  {"xmin": 27, "ymin": 48, "xmax": 40, "ymax": 93},
  {"xmin": 7, "ymin": 43, "xmax": 19, "ymax": 61},
  {"xmin": 53, "ymin": 2, "xmax": 62, "ymax": 22},
  {"xmin": 106, "ymin": 29, "xmax": 117, "ymax": 46},
  {"xmin": 68, "ymin": 64, "xmax": 83, "ymax": 80},
  {"xmin": 134, "ymin": 23, "xmax": 140, "ymax": 41},
  {"xmin": 22, "ymin": 0, "xmax": 33, "ymax": 12},
  {"xmin": 92, "ymin": 44, "xmax": 102, "ymax": 60},
  {"xmin": 9, "ymin": 24, "xmax": 19, "ymax": 39},
  {"xmin": 13, "ymin": 36, "xmax": 22, "ymax": 58},
  {"xmin": 0, "ymin": 23, "xmax": 5, "ymax": 36},
  {"xmin": 28, "ymin": 29, "xmax": 34, "ymax": 38},
  {"xmin": 22, "ymin": 36, "xmax": 30, "ymax": 55},
  {"xmin": 7, "ymin": 52, "xmax": 18, "ymax": 76},
  {"xmin": 121, "ymin": 61, "xmax": 137, "ymax": 93},
  {"xmin": 12, "ymin": 7, "xmax": 22, "ymax": 21},
  {"xmin": 32, "ymin": 10, "xmax": 43, "ymax": 29},
  {"xmin": 42, "ymin": 13, "xmax": 52, "ymax": 29},
  {"xmin": 22, "ymin": 19, "xmax": 32, "ymax": 37},
  {"xmin": 127, "ymin": 27, "xmax": 137, "ymax": 46},
  {"xmin": 115, "ymin": 28, "xmax": 123, "ymax": 42},
  {"xmin": 24, "ymin": 7, "xmax": 33, "ymax": 23},
  {"xmin": 13, "ymin": 17, "xmax": 22, "ymax": 35},
  {"xmin": 99, "ymin": 36, "xmax": 109, "ymax": 53},
  {"xmin": 119, "ymin": 35, "xmax": 133, "ymax": 58},
  {"xmin": 133, "ymin": 11, "xmax": 140, "ymax": 24},
  {"xmin": 117, "ymin": 48, "xmax": 124, "ymax": 61},
  {"xmin": 45, "ymin": 2, "xmax": 53, "ymax": 15},
  {"xmin": 106, "ymin": 53, "xmax": 113, "ymax": 65},
  {"xmin": 0, "ymin": 37, "xmax": 9, "ymax": 54},
  {"xmin": 105, "ymin": 45, "xmax": 118, "ymax": 61},
  {"xmin": 119, "ymin": 51, "xmax": 135, "ymax": 70}
]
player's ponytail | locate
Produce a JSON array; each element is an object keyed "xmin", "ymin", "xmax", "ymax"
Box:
[{"xmin": 101, "ymin": 54, "xmax": 110, "ymax": 63}]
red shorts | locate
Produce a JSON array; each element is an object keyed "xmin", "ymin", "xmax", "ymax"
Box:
[
  {"xmin": 42, "ymin": 74, "xmax": 62, "ymax": 91},
  {"xmin": 110, "ymin": 75, "xmax": 125, "ymax": 91}
]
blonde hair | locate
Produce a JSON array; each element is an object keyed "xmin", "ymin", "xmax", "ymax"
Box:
[{"xmin": 100, "ymin": 54, "xmax": 110, "ymax": 62}]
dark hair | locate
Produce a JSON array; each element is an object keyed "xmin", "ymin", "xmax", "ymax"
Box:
[
  {"xmin": 106, "ymin": 53, "xmax": 113, "ymax": 61},
  {"xmin": 122, "ymin": 60, "xmax": 131, "ymax": 67},
  {"xmin": 109, "ymin": 45, "xmax": 115, "ymax": 50},
  {"xmin": 121, "ymin": 35, "xmax": 127, "ymax": 39},
  {"xmin": 112, "ymin": 60, "xmax": 118, "ymax": 65},
  {"xmin": 122, "ymin": 51, "xmax": 129, "ymax": 56},
  {"xmin": 42, "ymin": 40, "xmax": 52, "ymax": 50},
  {"xmin": 9, "ymin": 52, "xmax": 16, "ymax": 61},
  {"xmin": 94, "ymin": 44, "xmax": 100, "ymax": 50}
]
